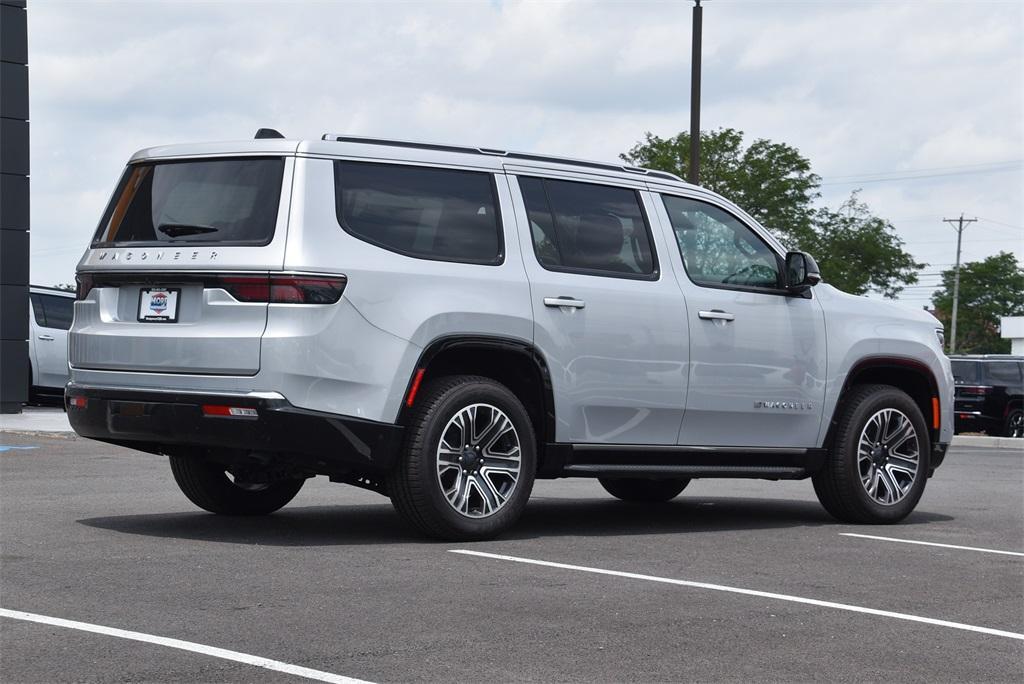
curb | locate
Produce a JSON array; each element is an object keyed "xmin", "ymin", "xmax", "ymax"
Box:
[{"xmin": 952, "ymin": 435, "xmax": 1023, "ymax": 449}]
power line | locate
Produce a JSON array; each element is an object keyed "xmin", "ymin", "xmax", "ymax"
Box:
[
  {"xmin": 822, "ymin": 159, "xmax": 1023, "ymax": 181},
  {"xmin": 820, "ymin": 164, "xmax": 1021, "ymax": 186}
]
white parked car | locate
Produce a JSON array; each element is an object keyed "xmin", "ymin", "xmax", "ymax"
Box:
[{"xmin": 28, "ymin": 286, "xmax": 75, "ymax": 403}]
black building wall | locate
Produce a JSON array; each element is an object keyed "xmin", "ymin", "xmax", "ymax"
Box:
[{"xmin": 0, "ymin": 0, "xmax": 28, "ymax": 413}]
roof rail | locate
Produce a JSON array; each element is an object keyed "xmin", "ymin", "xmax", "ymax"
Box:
[{"xmin": 321, "ymin": 133, "xmax": 685, "ymax": 183}]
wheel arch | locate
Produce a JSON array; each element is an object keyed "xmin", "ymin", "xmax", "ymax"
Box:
[
  {"xmin": 824, "ymin": 356, "xmax": 941, "ymax": 452},
  {"xmin": 396, "ymin": 335, "xmax": 559, "ymax": 475}
]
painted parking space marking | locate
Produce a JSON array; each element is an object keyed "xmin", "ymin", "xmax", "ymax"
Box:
[
  {"xmin": 840, "ymin": 533, "xmax": 1024, "ymax": 557},
  {"xmin": 450, "ymin": 550, "xmax": 1024, "ymax": 641},
  {"xmin": 0, "ymin": 608, "xmax": 372, "ymax": 684},
  {"xmin": 0, "ymin": 445, "xmax": 38, "ymax": 452}
]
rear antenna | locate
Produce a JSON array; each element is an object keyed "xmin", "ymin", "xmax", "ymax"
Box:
[{"xmin": 254, "ymin": 128, "xmax": 285, "ymax": 139}]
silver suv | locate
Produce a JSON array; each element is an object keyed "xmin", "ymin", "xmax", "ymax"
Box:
[{"xmin": 67, "ymin": 131, "xmax": 953, "ymax": 540}]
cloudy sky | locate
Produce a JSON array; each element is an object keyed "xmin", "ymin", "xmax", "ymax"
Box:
[{"xmin": 27, "ymin": 0, "xmax": 1023, "ymax": 305}]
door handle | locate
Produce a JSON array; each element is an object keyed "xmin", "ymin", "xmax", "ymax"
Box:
[
  {"xmin": 544, "ymin": 297, "xmax": 585, "ymax": 309},
  {"xmin": 698, "ymin": 310, "xmax": 735, "ymax": 322},
  {"xmin": 37, "ymin": 334, "xmax": 55, "ymax": 341}
]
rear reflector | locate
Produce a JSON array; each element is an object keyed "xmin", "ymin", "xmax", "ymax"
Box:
[
  {"xmin": 201, "ymin": 405, "xmax": 258, "ymax": 418},
  {"xmin": 216, "ymin": 275, "xmax": 346, "ymax": 304}
]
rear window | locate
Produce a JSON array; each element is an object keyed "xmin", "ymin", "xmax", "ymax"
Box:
[
  {"xmin": 950, "ymin": 360, "xmax": 980, "ymax": 384},
  {"xmin": 983, "ymin": 362, "xmax": 1022, "ymax": 385},
  {"xmin": 92, "ymin": 157, "xmax": 286, "ymax": 247},
  {"xmin": 333, "ymin": 161, "xmax": 502, "ymax": 264},
  {"xmin": 518, "ymin": 176, "xmax": 656, "ymax": 279},
  {"xmin": 31, "ymin": 293, "xmax": 74, "ymax": 331}
]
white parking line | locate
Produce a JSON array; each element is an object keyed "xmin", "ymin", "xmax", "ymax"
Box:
[
  {"xmin": 840, "ymin": 533, "xmax": 1024, "ymax": 557},
  {"xmin": 0, "ymin": 608, "xmax": 372, "ymax": 684},
  {"xmin": 450, "ymin": 550, "xmax": 1024, "ymax": 641}
]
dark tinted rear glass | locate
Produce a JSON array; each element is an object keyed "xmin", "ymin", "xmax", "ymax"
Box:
[
  {"xmin": 518, "ymin": 176, "xmax": 656, "ymax": 278},
  {"xmin": 334, "ymin": 161, "xmax": 502, "ymax": 264},
  {"xmin": 950, "ymin": 360, "xmax": 979, "ymax": 383},
  {"xmin": 39, "ymin": 295, "xmax": 74, "ymax": 331},
  {"xmin": 92, "ymin": 157, "xmax": 285, "ymax": 247},
  {"xmin": 984, "ymin": 361, "xmax": 1022, "ymax": 384}
]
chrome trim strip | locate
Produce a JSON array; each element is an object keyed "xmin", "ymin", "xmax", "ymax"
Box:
[{"xmin": 66, "ymin": 382, "xmax": 284, "ymax": 401}]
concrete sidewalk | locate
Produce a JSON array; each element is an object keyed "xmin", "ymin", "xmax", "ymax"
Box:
[
  {"xmin": 0, "ymin": 407, "xmax": 71, "ymax": 433},
  {"xmin": 1, "ymin": 407, "xmax": 1021, "ymax": 449}
]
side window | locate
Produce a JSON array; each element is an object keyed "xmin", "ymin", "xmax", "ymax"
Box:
[
  {"xmin": 951, "ymin": 360, "xmax": 979, "ymax": 384},
  {"xmin": 984, "ymin": 362, "xmax": 1022, "ymax": 385},
  {"xmin": 333, "ymin": 161, "xmax": 502, "ymax": 264},
  {"xmin": 518, "ymin": 176, "xmax": 656, "ymax": 278},
  {"xmin": 661, "ymin": 195, "xmax": 781, "ymax": 290},
  {"xmin": 40, "ymin": 295, "xmax": 73, "ymax": 331},
  {"xmin": 29, "ymin": 294, "xmax": 46, "ymax": 326}
]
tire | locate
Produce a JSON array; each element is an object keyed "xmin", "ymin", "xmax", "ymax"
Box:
[
  {"xmin": 168, "ymin": 455, "xmax": 304, "ymax": 515},
  {"xmin": 813, "ymin": 384, "xmax": 930, "ymax": 524},
  {"xmin": 389, "ymin": 375, "xmax": 536, "ymax": 541},
  {"xmin": 1005, "ymin": 408, "xmax": 1023, "ymax": 438},
  {"xmin": 599, "ymin": 477, "xmax": 689, "ymax": 503}
]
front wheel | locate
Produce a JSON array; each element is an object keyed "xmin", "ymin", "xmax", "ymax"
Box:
[
  {"xmin": 1005, "ymin": 408, "xmax": 1023, "ymax": 438},
  {"xmin": 599, "ymin": 478, "xmax": 689, "ymax": 503},
  {"xmin": 389, "ymin": 375, "xmax": 536, "ymax": 541},
  {"xmin": 169, "ymin": 455, "xmax": 305, "ymax": 515},
  {"xmin": 813, "ymin": 384, "xmax": 929, "ymax": 524}
]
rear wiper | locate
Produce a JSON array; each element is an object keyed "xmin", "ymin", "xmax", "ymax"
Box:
[{"xmin": 157, "ymin": 223, "xmax": 219, "ymax": 238}]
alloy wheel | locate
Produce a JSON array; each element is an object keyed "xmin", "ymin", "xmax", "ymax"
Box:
[
  {"xmin": 857, "ymin": 408, "xmax": 920, "ymax": 505},
  {"xmin": 436, "ymin": 403, "xmax": 522, "ymax": 518}
]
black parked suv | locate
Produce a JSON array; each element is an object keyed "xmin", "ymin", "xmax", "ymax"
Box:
[{"xmin": 950, "ymin": 356, "xmax": 1024, "ymax": 438}]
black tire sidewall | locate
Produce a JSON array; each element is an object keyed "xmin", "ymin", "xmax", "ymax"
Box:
[
  {"xmin": 599, "ymin": 477, "xmax": 689, "ymax": 502},
  {"xmin": 1005, "ymin": 408, "xmax": 1024, "ymax": 438},
  {"xmin": 836, "ymin": 387, "xmax": 931, "ymax": 522},
  {"xmin": 407, "ymin": 378, "xmax": 536, "ymax": 539}
]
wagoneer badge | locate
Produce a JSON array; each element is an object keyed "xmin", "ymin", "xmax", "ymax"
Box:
[{"xmin": 754, "ymin": 400, "xmax": 815, "ymax": 410}]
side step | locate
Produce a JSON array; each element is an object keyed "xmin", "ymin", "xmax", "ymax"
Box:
[{"xmin": 544, "ymin": 444, "xmax": 826, "ymax": 481}]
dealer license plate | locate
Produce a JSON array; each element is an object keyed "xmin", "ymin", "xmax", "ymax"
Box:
[{"xmin": 138, "ymin": 287, "xmax": 180, "ymax": 322}]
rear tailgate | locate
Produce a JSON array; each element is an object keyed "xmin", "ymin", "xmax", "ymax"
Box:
[{"xmin": 71, "ymin": 154, "xmax": 294, "ymax": 376}]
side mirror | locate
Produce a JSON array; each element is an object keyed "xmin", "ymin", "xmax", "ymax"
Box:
[{"xmin": 785, "ymin": 251, "xmax": 821, "ymax": 295}]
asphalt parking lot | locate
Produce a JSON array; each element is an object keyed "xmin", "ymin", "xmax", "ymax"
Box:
[{"xmin": 1, "ymin": 433, "xmax": 1021, "ymax": 683}]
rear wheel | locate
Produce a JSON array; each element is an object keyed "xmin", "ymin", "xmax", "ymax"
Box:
[
  {"xmin": 389, "ymin": 375, "xmax": 536, "ymax": 541},
  {"xmin": 168, "ymin": 455, "xmax": 304, "ymax": 515},
  {"xmin": 813, "ymin": 384, "xmax": 929, "ymax": 524},
  {"xmin": 1005, "ymin": 408, "xmax": 1023, "ymax": 438},
  {"xmin": 599, "ymin": 478, "xmax": 689, "ymax": 503}
]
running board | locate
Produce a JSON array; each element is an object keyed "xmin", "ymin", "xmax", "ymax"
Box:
[
  {"xmin": 540, "ymin": 443, "xmax": 825, "ymax": 481},
  {"xmin": 563, "ymin": 464, "xmax": 810, "ymax": 480}
]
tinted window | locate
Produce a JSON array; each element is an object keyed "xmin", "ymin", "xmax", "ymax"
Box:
[
  {"xmin": 662, "ymin": 195, "xmax": 781, "ymax": 289},
  {"xmin": 518, "ymin": 176, "xmax": 655, "ymax": 278},
  {"xmin": 950, "ymin": 360, "xmax": 979, "ymax": 384},
  {"xmin": 92, "ymin": 158, "xmax": 285, "ymax": 247},
  {"xmin": 334, "ymin": 162, "xmax": 502, "ymax": 264},
  {"xmin": 36, "ymin": 294, "xmax": 73, "ymax": 331},
  {"xmin": 984, "ymin": 362, "xmax": 1022, "ymax": 384},
  {"xmin": 29, "ymin": 294, "xmax": 46, "ymax": 326}
]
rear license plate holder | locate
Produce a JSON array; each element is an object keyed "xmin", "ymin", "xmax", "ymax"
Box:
[{"xmin": 138, "ymin": 287, "xmax": 180, "ymax": 322}]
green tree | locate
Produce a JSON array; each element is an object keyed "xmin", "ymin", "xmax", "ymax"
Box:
[
  {"xmin": 620, "ymin": 128, "xmax": 922, "ymax": 298},
  {"xmin": 803, "ymin": 192, "xmax": 924, "ymax": 298},
  {"xmin": 931, "ymin": 252, "xmax": 1024, "ymax": 354},
  {"xmin": 621, "ymin": 128, "xmax": 819, "ymax": 243}
]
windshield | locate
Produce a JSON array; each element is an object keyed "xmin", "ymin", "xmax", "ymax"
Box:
[{"xmin": 92, "ymin": 157, "xmax": 285, "ymax": 247}]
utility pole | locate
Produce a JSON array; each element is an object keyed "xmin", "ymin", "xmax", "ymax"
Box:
[
  {"xmin": 688, "ymin": 0, "xmax": 703, "ymax": 185},
  {"xmin": 942, "ymin": 213, "xmax": 977, "ymax": 354}
]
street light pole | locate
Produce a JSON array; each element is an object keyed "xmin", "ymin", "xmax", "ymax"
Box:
[{"xmin": 688, "ymin": 0, "xmax": 703, "ymax": 185}]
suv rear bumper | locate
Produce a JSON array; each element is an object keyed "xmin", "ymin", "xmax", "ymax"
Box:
[{"xmin": 65, "ymin": 384, "xmax": 404, "ymax": 476}]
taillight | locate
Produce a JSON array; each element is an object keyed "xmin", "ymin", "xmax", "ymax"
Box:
[
  {"xmin": 960, "ymin": 386, "xmax": 992, "ymax": 396},
  {"xmin": 75, "ymin": 273, "xmax": 95, "ymax": 300},
  {"xmin": 214, "ymin": 275, "xmax": 346, "ymax": 304}
]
